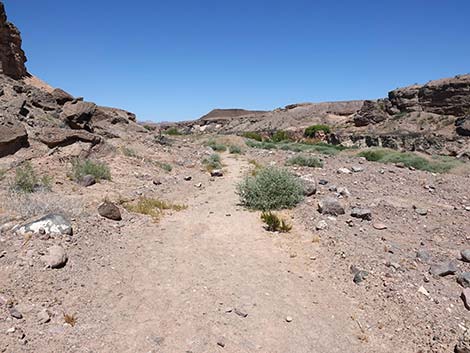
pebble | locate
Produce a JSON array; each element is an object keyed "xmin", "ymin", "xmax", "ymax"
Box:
[
  {"xmin": 458, "ymin": 273, "xmax": 470, "ymax": 288},
  {"xmin": 318, "ymin": 179, "xmax": 328, "ymax": 185},
  {"xmin": 315, "ymin": 220, "xmax": 328, "ymax": 231},
  {"xmin": 350, "ymin": 208, "xmax": 372, "ymax": 221},
  {"xmin": 184, "ymin": 176, "xmax": 192, "ymax": 181},
  {"xmin": 353, "ymin": 270, "xmax": 369, "ymax": 284},
  {"xmin": 351, "ymin": 166, "xmax": 363, "ymax": 173},
  {"xmin": 373, "ymin": 223, "xmax": 387, "ymax": 230},
  {"xmin": 414, "ymin": 207, "xmax": 428, "ymax": 216},
  {"xmin": 37, "ymin": 309, "xmax": 51, "ymax": 324},
  {"xmin": 217, "ymin": 340, "xmax": 226, "ymax": 348},
  {"xmin": 211, "ymin": 169, "xmax": 224, "ymax": 177},
  {"xmin": 337, "ymin": 168, "xmax": 352, "ymax": 175},
  {"xmin": 234, "ymin": 308, "xmax": 248, "ymax": 318},
  {"xmin": 429, "ymin": 261, "xmax": 458, "ymax": 277},
  {"xmin": 9, "ymin": 307, "xmax": 23, "ymax": 320},
  {"xmin": 416, "ymin": 250, "xmax": 432, "ymax": 263},
  {"xmin": 286, "ymin": 316, "xmax": 293, "ymax": 322},
  {"xmin": 461, "ymin": 250, "xmax": 470, "ymax": 263},
  {"xmin": 41, "ymin": 245, "xmax": 68, "ymax": 269},
  {"xmin": 418, "ymin": 286, "xmax": 431, "ymax": 298},
  {"xmin": 462, "ymin": 288, "xmax": 470, "ymax": 311},
  {"xmin": 153, "ymin": 180, "xmax": 162, "ymax": 186}
]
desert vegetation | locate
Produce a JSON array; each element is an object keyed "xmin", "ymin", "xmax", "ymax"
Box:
[
  {"xmin": 260, "ymin": 211, "xmax": 292, "ymax": 232},
  {"xmin": 13, "ymin": 162, "xmax": 52, "ymax": 193},
  {"xmin": 70, "ymin": 158, "xmax": 112, "ymax": 182},
  {"xmin": 286, "ymin": 154, "xmax": 323, "ymax": 168}
]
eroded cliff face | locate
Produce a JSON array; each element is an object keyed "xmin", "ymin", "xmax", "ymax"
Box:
[{"xmin": 0, "ymin": 1, "xmax": 28, "ymax": 79}]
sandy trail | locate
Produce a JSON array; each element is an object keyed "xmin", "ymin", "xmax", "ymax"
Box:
[{"xmin": 84, "ymin": 155, "xmax": 383, "ymax": 353}]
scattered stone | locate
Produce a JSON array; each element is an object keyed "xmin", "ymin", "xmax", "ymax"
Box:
[
  {"xmin": 9, "ymin": 307, "xmax": 23, "ymax": 319},
  {"xmin": 16, "ymin": 214, "xmax": 73, "ymax": 236},
  {"xmin": 41, "ymin": 245, "xmax": 68, "ymax": 269},
  {"xmin": 98, "ymin": 200, "xmax": 122, "ymax": 221},
  {"xmin": 455, "ymin": 328, "xmax": 470, "ymax": 353},
  {"xmin": 224, "ymin": 307, "xmax": 233, "ymax": 313},
  {"xmin": 429, "ymin": 261, "xmax": 457, "ymax": 277},
  {"xmin": 462, "ymin": 288, "xmax": 470, "ymax": 311},
  {"xmin": 414, "ymin": 207, "xmax": 428, "ymax": 216},
  {"xmin": 337, "ymin": 187, "xmax": 351, "ymax": 197},
  {"xmin": 184, "ymin": 176, "xmax": 192, "ymax": 181},
  {"xmin": 318, "ymin": 179, "xmax": 328, "ymax": 185},
  {"xmin": 461, "ymin": 250, "xmax": 470, "ymax": 263},
  {"xmin": 300, "ymin": 174, "xmax": 317, "ymax": 196},
  {"xmin": 211, "ymin": 169, "xmax": 223, "ymax": 177},
  {"xmin": 79, "ymin": 175, "xmax": 96, "ymax": 187},
  {"xmin": 234, "ymin": 308, "xmax": 248, "ymax": 318},
  {"xmin": 316, "ymin": 220, "xmax": 328, "ymax": 231},
  {"xmin": 318, "ymin": 197, "xmax": 345, "ymax": 216},
  {"xmin": 417, "ymin": 286, "xmax": 430, "ymax": 298},
  {"xmin": 395, "ymin": 162, "xmax": 405, "ymax": 168},
  {"xmin": 373, "ymin": 223, "xmax": 387, "ymax": 230},
  {"xmin": 337, "ymin": 167, "xmax": 352, "ymax": 175},
  {"xmin": 328, "ymin": 185, "xmax": 337, "ymax": 192},
  {"xmin": 353, "ymin": 270, "xmax": 369, "ymax": 284},
  {"xmin": 458, "ymin": 273, "xmax": 470, "ymax": 288},
  {"xmin": 153, "ymin": 180, "xmax": 162, "ymax": 186},
  {"xmin": 37, "ymin": 309, "xmax": 50, "ymax": 324},
  {"xmin": 217, "ymin": 339, "xmax": 226, "ymax": 348},
  {"xmin": 195, "ymin": 183, "xmax": 202, "ymax": 188},
  {"xmin": 6, "ymin": 327, "xmax": 16, "ymax": 334},
  {"xmin": 351, "ymin": 166, "xmax": 363, "ymax": 173},
  {"xmin": 416, "ymin": 250, "xmax": 432, "ymax": 263},
  {"xmin": 350, "ymin": 207, "xmax": 372, "ymax": 221},
  {"xmin": 286, "ymin": 316, "xmax": 293, "ymax": 322}
]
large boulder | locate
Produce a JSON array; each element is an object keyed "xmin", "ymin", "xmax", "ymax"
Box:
[
  {"xmin": 16, "ymin": 214, "xmax": 73, "ymax": 236},
  {"xmin": 418, "ymin": 74, "xmax": 470, "ymax": 116},
  {"xmin": 0, "ymin": 113, "xmax": 28, "ymax": 157},
  {"xmin": 353, "ymin": 100, "xmax": 390, "ymax": 127},
  {"xmin": 60, "ymin": 100, "xmax": 97, "ymax": 131},
  {"xmin": 0, "ymin": 2, "xmax": 28, "ymax": 79},
  {"xmin": 36, "ymin": 127, "xmax": 101, "ymax": 148},
  {"xmin": 456, "ymin": 116, "xmax": 470, "ymax": 137},
  {"xmin": 51, "ymin": 88, "xmax": 74, "ymax": 105},
  {"xmin": 388, "ymin": 84, "xmax": 421, "ymax": 112}
]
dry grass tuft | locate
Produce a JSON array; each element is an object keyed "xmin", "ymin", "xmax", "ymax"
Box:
[{"xmin": 123, "ymin": 197, "xmax": 187, "ymax": 220}]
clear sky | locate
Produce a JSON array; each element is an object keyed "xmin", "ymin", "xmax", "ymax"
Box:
[{"xmin": 4, "ymin": 0, "xmax": 470, "ymax": 122}]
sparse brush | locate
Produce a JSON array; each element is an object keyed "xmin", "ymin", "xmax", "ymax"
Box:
[
  {"xmin": 242, "ymin": 131, "xmax": 263, "ymax": 141},
  {"xmin": 0, "ymin": 168, "xmax": 6, "ymax": 181},
  {"xmin": 205, "ymin": 139, "xmax": 227, "ymax": 152},
  {"xmin": 63, "ymin": 313, "xmax": 77, "ymax": 327},
  {"xmin": 304, "ymin": 124, "xmax": 331, "ymax": 137},
  {"xmin": 202, "ymin": 153, "xmax": 222, "ymax": 171},
  {"xmin": 245, "ymin": 140, "xmax": 277, "ymax": 150},
  {"xmin": 248, "ymin": 159, "xmax": 263, "ymax": 176},
  {"xmin": 121, "ymin": 146, "xmax": 139, "ymax": 158},
  {"xmin": 229, "ymin": 145, "xmax": 242, "ymax": 154},
  {"xmin": 123, "ymin": 197, "xmax": 186, "ymax": 220},
  {"xmin": 237, "ymin": 166, "xmax": 304, "ymax": 210},
  {"xmin": 156, "ymin": 162, "xmax": 172, "ymax": 172},
  {"xmin": 270, "ymin": 130, "xmax": 291, "ymax": 143},
  {"xmin": 164, "ymin": 127, "xmax": 181, "ymax": 135},
  {"xmin": 70, "ymin": 158, "xmax": 111, "ymax": 182},
  {"xmin": 13, "ymin": 162, "xmax": 52, "ymax": 193},
  {"xmin": 261, "ymin": 211, "xmax": 292, "ymax": 233},
  {"xmin": 286, "ymin": 155, "xmax": 323, "ymax": 168},
  {"xmin": 358, "ymin": 148, "xmax": 461, "ymax": 173}
]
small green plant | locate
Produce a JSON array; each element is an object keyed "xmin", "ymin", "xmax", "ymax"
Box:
[
  {"xmin": 202, "ymin": 153, "xmax": 222, "ymax": 171},
  {"xmin": 237, "ymin": 166, "xmax": 304, "ymax": 210},
  {"xmin": 245, "ymin": 140, "xmax": 277, "ymax": 150},
  {"xmin": 123, "ymin": 197, "xmax": 186, "ymax": 220},
  {"xmin": 248, "ymin": 159, "xmax": 263, "ymax": 176},
  {"xmin": 121, "ymin": 146, "xmax": 138, "ymax": 158},
  {"xmin": 286, "ymin": 155, "xmax": 323, "ymax": 168},
  {"xmin": 164, "ymin": 127, "xmax": 181, "ymax": 135},
  {"xmin": 13, "ymin": 162, "xmax": 52, "ymax": 193},
  {"xmin": 229, "ymin": 145, "xmax": 242, "ymax": 154},
  {"xmin": 358, "ymin": 148, "xmax": 461, "ymax": 173},
  {"xmin": 270, "ymin": 130, "xmax": 291, "ymax": 143},
  {"xmin": 70, "ymin": 159, "xmax": 111, "ymax": 182},
  {"xmin": 261, "ymin": 211, "xmax": 292, "ymax": 232},
  {"xmin": 304, "ymin": 125, "xmax": 331, "ymax": 138},
  {"xmin": 242, "ymin": 131, "xmax": 263, "ymax": 141},
  {"xmin": 0, "ymin": 168, "xmax": 6, "ymax": 181},
  {"xmin": 156, "ymin": 162, "xmax": 172, "ymax": 172},
  {"xmin": 205, "ymin": 139, "xmax": 227, "ymax": 152},
  {"xmin": 143, "ymin": 124, "xmax": 156, "ymax": 131}
]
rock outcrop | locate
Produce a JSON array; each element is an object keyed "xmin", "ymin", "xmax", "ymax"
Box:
[
  {"xmin": 0, "ymin": 2, "xmax": 28, "ymax": 79},
  {"xmin": 0, "ymin": 113, "xmax": 28, "ymax": 157},
  {"xmin": 353, "ymin": 100, "xmax": 390, "ymax": 127}
]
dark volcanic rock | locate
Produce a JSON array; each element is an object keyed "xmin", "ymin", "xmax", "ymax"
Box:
[
  {"xmin": 353, "ymin": 100, "xmax": 390, "ymax": 127},
  {"xmin": 37, "ymin": 127, "xmax": 101, "ymax": 148},
  {"xmin": 0, "ymin": 113, "xmax": 28, "ymax": 157},
  {"xmin": 51, "ymin": 88, "xmax": 74, "ymax": 105},
  {"xmin": 98, "ymin": 201, "xmax": 122, "ymax": 221},
  {"xmin": 388, "ymin": 84, "xmax": 421, "ymax": 112},
  {"xmin": 61, "ymin": 101, "xmax": 97, "ymax": 131},
  {"xmin": 456, "ymin": 116, "xmax": 470, "ymax": 137},
  {"xmin": 0, "ymin": 2, "xmax": 28, "ymax": 79}
]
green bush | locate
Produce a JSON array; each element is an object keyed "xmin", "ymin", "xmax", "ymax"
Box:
[
  {"xmin": 287, "ymin": 155, "xmax": 323, "ymax": 168},
  {"xmin": 270, "ymin": 130, "xmax": 291, "ymax": 143},
  {"xmin": 237, "ymin": 167, "xmax": 304, "ymax": 210},
  {"xmin": 245, "ymin": 140, "xmax": 277, "ymax": 150},
  {"xmin": 157, "ymin": 162, "xmax": 173, "ymax": 172},
  {"xmin": 304, "ymin": 124, "xmax": 331, "ymax": 137},
  {"xmin": 13, "ymin": 162, "xmax": 52, "ymax": 193},
  {"xmin": 358, "ymin": 148, "xmax": 460, "ymax": 173},
  {"xmin": 164, "ymin": 127, "xmax": 182, "ymax": 135},
  {"xmin": 202, "ymin": 153, "xmax": 222, "ymax": 171},
  {"xmin": 261, "ymin": 211, "xmax": 292, "ymax": 232},
  {"xmin": 229, "ymin": 145, "xmax": 242, "ymax": 154},
  {"xmin": 121, "ymin": 147, "xmax": 138, "ymax": 158},
  {"xmin": 242, "ymin": 131, "xmax": 263, "ymax": 141},
  {"xmin": 206, "ymin": 139, "xmax": 227, "ymax": 152},
  {"xmin": 71, "ymin": 159, "xmax": 111, "ymax": 182}
]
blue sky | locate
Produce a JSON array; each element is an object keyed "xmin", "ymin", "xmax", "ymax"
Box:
[{"xmin": 4, "ymin": 0, "xmax": 470, "ymax": 122}]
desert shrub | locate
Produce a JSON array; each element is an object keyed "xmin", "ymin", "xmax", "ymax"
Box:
[
  {"xmin": 13, "ymin": 162, "xmax": 52, "ymax": 193},
  {"xmin": 205, "ymin": 139, "xmax": 227, "ymax": 152},
  {"xmin": 0, "ymin": 168, "xmax": 6, "ymax": 181},
  {"xmin": 242, "ymin": 131, "xmax": 263, "ymax": 141},
  {"xmin": 202, "ymin": 153, "xmax": 222, "ymax": 171},
  {"xmin": 229, "ymin": 145, "xmax": 242, "ymax": 154},
  {"xmin": 305, "ymin": 142, "xmax": 347, "ymax": 156},
  {"xmin": 261, "ymin": 211, "xmax": 292, "ymax": 232},
  {"xmin": 123, "ymin": 197, "xmax": 186, "ymax": 220},
  {"xmin": 358, "ymin": 148, "xmax": 460, "ymax": 173},
  {"xmin": 237, "ymin": 166, "xmax": 304, "ymax": 210},
  {"xmin": 143, "ymin": 124, "xmax": 156, "ymax": 131},
  {"xmin": 156, "ymin": 162, "xmax": 172, "ymax": 172},
  {"xmin": 304, "ymin": 125, "xmax": 331, "ymax": 137},
  {"xmin": 270, "ymin": 130, "xmax": 291, "ymax": 143},
  {"xmin": 245, "ymin": 140, "xmax": 277, "ymax": 150},
  {"xmin": 70, "ymin": 159, "xmax": 111, "ymax": 182},
  {"xmin": 164, "ymin": 127, "xmax": 181, "ymax": 135},
  {"xmin": 121, "ymin": 147, "xmax": 138, "ymax": 158},
  {"xmin": 287, "ymin": 155, "xmax": 323, "ymax": 168}
]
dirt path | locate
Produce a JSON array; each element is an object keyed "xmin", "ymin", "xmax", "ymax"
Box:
[{"xmin": 82, "ymin": 155, "xmax": 386, "ymax": 353}]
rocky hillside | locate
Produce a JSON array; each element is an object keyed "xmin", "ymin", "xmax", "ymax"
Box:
[{"xmin": 0, "ymin": 3, "xmax": 146, "ymax": 159}]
